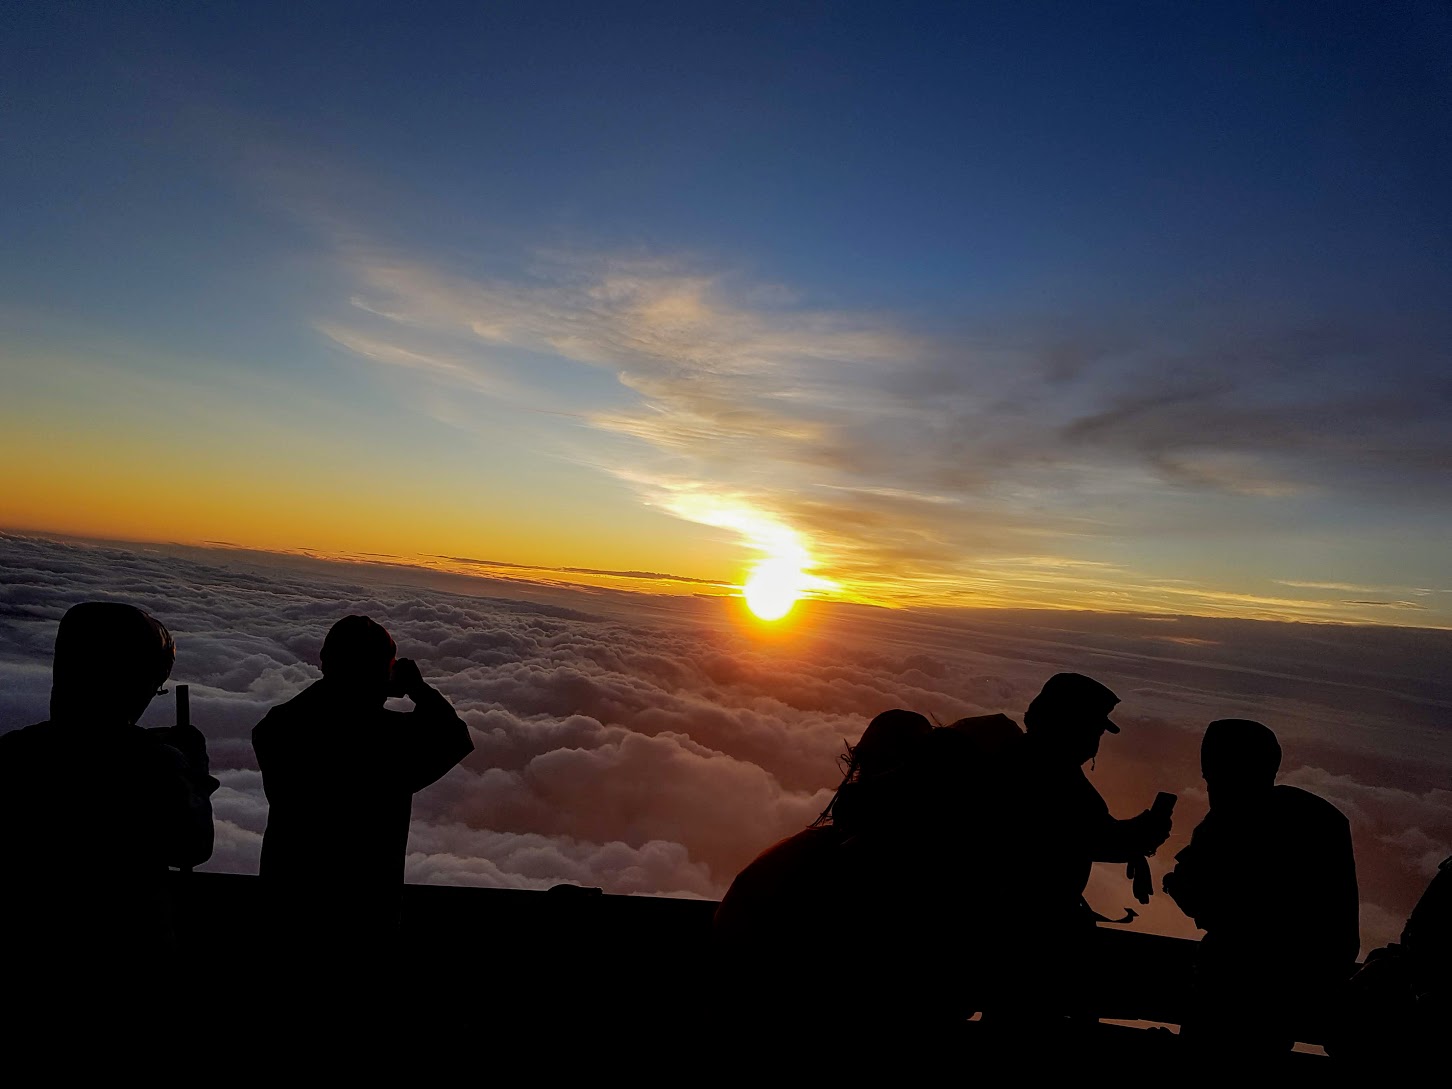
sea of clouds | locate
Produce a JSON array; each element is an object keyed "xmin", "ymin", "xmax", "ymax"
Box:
[{"xmin": 1, "ymin": 531, "xmax": 1448, "ymax": 953}]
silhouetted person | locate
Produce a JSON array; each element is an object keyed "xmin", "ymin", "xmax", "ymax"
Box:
[
  {"xmin": 1330, "ymin": 854, "xmax": 1449, "ymax": 1068},
  {"xmin": 987, "ymin": 673, "xmax": 1173, "ymax": 1025},
  {"xmin": 1163, "ymin": 719, "xmax": 1359, "ymax": 1057},
  {"xmin": 253, "ymin": 615, "xmax": 471, "ymax": 981},
  {"xmin": 0, "ymin": 602, "xmax": 217, "ymax": 1003},
  {"xmin": 713, "ymin": 710, "xmax": 934, "ymax": 1035},
  {"xmin": 714, "ymin": 708, "xmax": 932, "ymax": 946},
  {"xmin": 1395, "ymin": 852, "xmax": 1452, "ymax": 1045}
]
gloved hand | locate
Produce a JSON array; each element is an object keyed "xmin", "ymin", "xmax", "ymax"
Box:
[
  {"xmin": 1126, "ymin": 806, "xmax": 1173, "ymax": 855},
  {"xmin": 1127, "ymin": 855, "xmax": 1154, "ymax": 904}
]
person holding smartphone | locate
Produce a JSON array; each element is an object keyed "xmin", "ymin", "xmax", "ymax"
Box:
[
  {"xmin": 985, "ymin": 672, "xmax": 1175, "ymax": 1028},
  {"xmin": 0, "ymin": 602, "xmax": 218, "ymax": 1000}
]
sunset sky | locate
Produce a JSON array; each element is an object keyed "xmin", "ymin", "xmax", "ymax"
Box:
[
  {"xmin": 3, "ymin": 3, "xmax": 1452, "ymax": 980},
  {"xmin": 3, "ymin": 2, "xmax": 1450, "ymax": 625}
]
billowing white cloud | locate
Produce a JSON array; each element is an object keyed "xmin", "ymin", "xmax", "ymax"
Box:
[{"xmin": 2, "ymin": 532, "xmax": 1448, "ymax": 954}]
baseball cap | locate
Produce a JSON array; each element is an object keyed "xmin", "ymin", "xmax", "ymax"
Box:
[{"xmin": 1026, "ymin": 672, "xmax": 1121, "ymax": 733}]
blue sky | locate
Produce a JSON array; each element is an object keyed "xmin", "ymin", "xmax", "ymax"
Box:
[{"xmin": 2, "ymin": 2, "xmax": 1449, "ymax": 623}]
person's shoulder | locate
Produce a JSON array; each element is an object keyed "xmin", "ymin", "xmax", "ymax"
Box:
[
  {"xmin": 251, "ymin": 706, "xmax": 280, "ymax": 742},
  {"xmin": 253, "ymin": 681, "xmax": 324, "ymax": 731},
  {"xmin": 1272, "ymin": 783, "xmax": 1337, "ymax": 809},
  {"xmin": 741, "ymin": 826, "xmax": 842, "ymax": 877},
  {"xmin": 0, "ymin": 719, "xmax": 81, "ymax": 751},
  {"xmin": 764, "ymin": 825, "xmax": 842, "ymax": 861},
  {"xmin": 1272, "ymin": 784, "xmax": 1349, "ymax": 826},
  {"xmin": 0, "ymin": 720, "xmax": 49, "ymax": 741},
  {"xmin": 0, "ymin": 721, "xmax": 51, "ymax": 757},
  {"xmin": 724, "ymin": 827, "xmax": 842, "ymax": 906}
]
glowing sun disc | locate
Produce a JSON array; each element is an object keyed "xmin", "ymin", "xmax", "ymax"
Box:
[{"xmin": 743, "ymin": 560, "xmax": 802, "ymax": 621}]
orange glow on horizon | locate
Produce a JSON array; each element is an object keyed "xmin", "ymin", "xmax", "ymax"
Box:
[{"xmin": 3, "ymin": 429, "xmax": 1437, "ymax": 628}]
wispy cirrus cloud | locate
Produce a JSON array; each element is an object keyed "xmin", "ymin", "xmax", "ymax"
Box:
[
  {"xmin": 309, "ymin": 234, "xmax": 1452, "ymax": 625},
  {"xmin": 435, "ymin": 553, "xmax": 733, "ymax": 592},
  {"xmin": 314, "ymin": 321, "xmax": 528, "ymax": 399}
]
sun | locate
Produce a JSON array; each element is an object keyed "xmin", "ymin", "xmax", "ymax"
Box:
[{"xmin": 743, "ymin": 558, "xmax": 804, "ymax": 621}]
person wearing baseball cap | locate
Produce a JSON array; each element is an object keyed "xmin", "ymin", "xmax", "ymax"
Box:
[
  {"xmin": 984, "ymin": 672, "xmax": 1174, "ymax": 1027},
  {"xmin": 1024, "ymin": 671, "xmax": 1121, "ymax": 751}
]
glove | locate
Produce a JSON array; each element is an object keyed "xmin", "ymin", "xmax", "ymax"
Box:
[{"xmin": 1128, "ymin": 855, "xmax": 1153, "ymax": 904}]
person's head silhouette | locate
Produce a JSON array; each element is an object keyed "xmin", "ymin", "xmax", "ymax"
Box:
[
  {"xmin": 319, "ymin": 615, "xmax": 397, "ymax": 703},
  {"xmin": 847, "ymin": 708, "xmax": 934, "ymax": 782},
  {"xmin": 1023, "ymin": 672, "xmax": 1120, "ymax": 766},
  {"xmin": 49, "ymin": 601, "xmax": 175, "ymax": 724},
  {"xmin": 811, "ymin": 708, "xmax": 932, "ymax": 828},
  {"xmin": 1200, "ymin": 718, "xmax": 1281, "ymax": 809}
]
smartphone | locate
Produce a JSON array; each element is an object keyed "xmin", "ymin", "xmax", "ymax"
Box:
[{"xmin": 1152, "ymin": 791, "xmax": 1177, "ymax": 818}]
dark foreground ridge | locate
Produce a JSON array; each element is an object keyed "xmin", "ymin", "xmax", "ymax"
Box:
[{"xmin": 166, "ymin": 870, "xmax": 1335, "ymax": 1072}]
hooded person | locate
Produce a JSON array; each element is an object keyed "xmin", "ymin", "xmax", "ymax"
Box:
[
  {"xmin": 251, "ymin": 615, "xmax": 472, "ymax": 977},
  {"xmin": 0, "ymin": 602, "xmax": 218, "ymax": 994},
  {"xmin": 1164, "ymin": 719, "xmax": 1358, "ymax": 1056}
]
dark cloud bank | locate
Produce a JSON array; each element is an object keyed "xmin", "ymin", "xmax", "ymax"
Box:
[{"xmin": 1, "ymin": 532, "xmax": 1448, "ymax": 953}]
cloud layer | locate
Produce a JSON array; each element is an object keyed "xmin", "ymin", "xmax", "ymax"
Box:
[{"xmin": 2, "ymin": 532, "xmax": 1449, "ymax": 954}]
